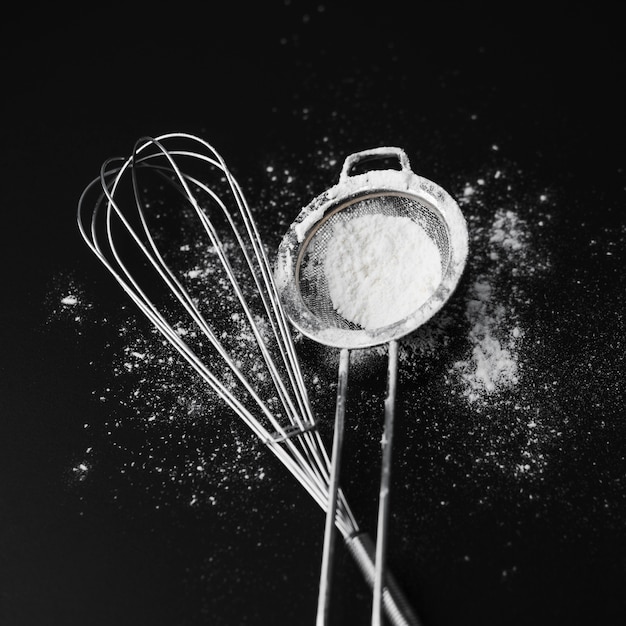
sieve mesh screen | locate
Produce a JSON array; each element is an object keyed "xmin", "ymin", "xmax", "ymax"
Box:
[{"xmin": 296, "ymin": 192, "xmax": 452, "ymax": 331}]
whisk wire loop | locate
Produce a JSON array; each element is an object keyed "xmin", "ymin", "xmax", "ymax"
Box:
[
  {"xmin": 78, "ymin": 133, "xmax": 357, "ymax": 537},
  {"xmin": 132, "ymin": 137, "xmax": 319, "ymax": 451}
]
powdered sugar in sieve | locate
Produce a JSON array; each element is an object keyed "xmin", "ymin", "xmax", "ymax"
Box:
[{"xmin": 323, "ymin": 213, "xmax": 442, "ymax": 329}]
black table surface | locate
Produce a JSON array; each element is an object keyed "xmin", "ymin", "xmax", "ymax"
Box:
[{"xmin": 2, "ymin": 4, "xmax": 625, "ymax": 626}]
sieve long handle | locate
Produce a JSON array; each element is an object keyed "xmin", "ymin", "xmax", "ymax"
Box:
[
  {"xmin": 339, "ymin": 147, "xmax": 411, "ymax": 182},
  {"xmin": 373, "ymin": 339, "xmax": 399, "ymax": 626},
  {"xmin": 317, "ymin": 348, "xmax": 350, "ymax": 626},
  {"xmin": 345, "ymin": 532, "xmax": 422, "ymax": 626}
]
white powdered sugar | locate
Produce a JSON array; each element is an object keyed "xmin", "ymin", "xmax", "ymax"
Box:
[
  {"xmin": 324, "ymin": 214, "xmax": 442, "ymax": 329},
  {"xmin": 447, "ymin": 204, "xmax": 529, "ymax": 401},
  {"xmin": 452, "ymin": 278, "xmax": 521, "ymax": 401}
]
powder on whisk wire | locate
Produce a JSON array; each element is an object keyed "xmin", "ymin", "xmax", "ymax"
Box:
[{"xmin": 324, "ymin": 214, "xmax": 442, "ymax": 329}]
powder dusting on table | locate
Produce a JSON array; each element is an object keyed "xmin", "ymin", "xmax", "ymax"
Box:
[
  {"xmin": 45, "ymin": 272, "xmax": 93, "ymax": 332},
  {"xmin": 48, "ymin": 232, "xmax": 278, "ymax": 514},
  {"xmin": 448, "ymin": 207, "xmax": 528, "ymax": 401},
  {"xmin": 324, "ymin": 214, "xmax": 442, "ymax": 329},
  {"xmin": 48, "ymin": 134, "xmax": 561, "ymax": 526}
]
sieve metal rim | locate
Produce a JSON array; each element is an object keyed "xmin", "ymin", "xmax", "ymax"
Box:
[{"xmin": 275, "ymin": 150, "xmax": 468, "ymax": 350}]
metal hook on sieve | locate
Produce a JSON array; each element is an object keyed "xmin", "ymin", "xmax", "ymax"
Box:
[{"xmin": 339, "ymin": 146, "xmax": 411, "ymax": 182}]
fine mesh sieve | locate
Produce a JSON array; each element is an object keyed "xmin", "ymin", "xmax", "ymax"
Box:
[
  {"xmin": 297, "ymin": 192, "xmax": 452, "ymax": 334},
  {"xmin": 276, "ymin": 147, "xmax": 468, "ymax": 626}
]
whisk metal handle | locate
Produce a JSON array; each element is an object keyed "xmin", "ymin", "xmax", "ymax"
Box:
[
  {"xmin": 345, "ymin": 532, "xmax": 422, "ymax": 626},
  {"xmin": 339, "ymin": 147, "xmax": 411, "ymax": 182}
]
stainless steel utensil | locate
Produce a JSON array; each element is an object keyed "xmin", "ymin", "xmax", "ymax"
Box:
[{"xmin": 276, "ymin": 147, "xmax": 468, "ymax": 625}]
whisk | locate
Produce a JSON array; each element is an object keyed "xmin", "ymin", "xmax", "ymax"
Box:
[{"xmin": 77, "ymin": 133, "xmax": 418, "ymax": 625}]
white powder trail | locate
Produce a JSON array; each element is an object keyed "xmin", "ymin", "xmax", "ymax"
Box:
[
  {"xmin": 449, "ymin": 206, "xmax": 528, "ymax": 400},
  {"xmin": 453, "ymin": 278, "xmax": 520, "ymax": 401}
]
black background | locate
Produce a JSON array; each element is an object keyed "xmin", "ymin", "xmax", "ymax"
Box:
[{"xmin": 2, "ymin": 3, "xmax": 626, "ymax": 625}]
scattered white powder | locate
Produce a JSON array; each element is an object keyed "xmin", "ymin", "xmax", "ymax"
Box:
[
  {"xmin": 488, "ymin": 209, "xmax": 525, "ymax": 257},
  {"xmin": 452, "ymin": 278, "xmax": 520, "ymax": 401},
  {"xmin": 45, "ymin": 274, "xmax": 95, "ymax": 332},
  {"xmin": 49, "ymin": 230, "xmax": 277, "ymax": 513},
  {"xmin": 324, "ymin": 214, "xmax": 442, "ymax": 329},
  {"xmin": 447, "ymin": 204, "xmax": 530, "ymax": 400},
  {"xmin": 61, "ymin": 294, "xmax": 78, "ymax": 305}
]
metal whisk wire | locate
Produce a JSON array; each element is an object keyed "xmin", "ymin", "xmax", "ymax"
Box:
[
  {"xmin": 80, "ymin": 134, "xmax": 339, "ymax": 523},
  {"xmin": 77, "ymin": 133, "xmax": 418, "ymax": 625}
]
